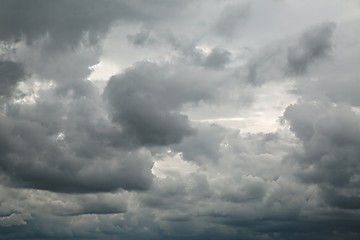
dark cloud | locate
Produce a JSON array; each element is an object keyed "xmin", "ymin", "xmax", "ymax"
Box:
[
  {"xmin": 283, "ymin": 102, "xmax": 360, "ymax": 209},
  {"xmin": 322, "ymin": 187, "xmax": 360, "ymax": 209},
  {"xmin": 0, "ymin": 0, "xmax": 191, "ymax": 99},
  {"xmin": 221, "ymin": 175, "xmax": 266, "ymax": 203},
  {"xmin": 0, "ymin": 0, "xmax": 190, "ymax": 50},
  {"xmin": 104, "ymin": 61, "xmax": 218, "ymax": 146},
  {"xmin": 0, "ymin": 0, "xmax": 118, "ymax": 50},
  {"xmin": 0, "ymin": 60, "xmax": 25, "ymax": 101},
  {"xmin": 0, "ymin": 97, "xmax": 154, "ymax": 193},
  {"xmin": 58, "ymin": 195, "xmax": 128, "ymax": 216},
  {"xmin": 0, "ymin": 0, "xmax": 360, "ymax": 239},
  {"xmin": 10, "ymin": 44, "xmax": 101, "ymax": 98},
  {"xmin": 286, "ymin": 22, "xmax": 336, "ymax": 75}
]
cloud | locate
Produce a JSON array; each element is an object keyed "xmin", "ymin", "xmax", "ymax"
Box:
[
  {"xmin": 0, "ymin": 60, "xmax": 25, "ymax": 101},
  {"xmin": 0, "ymin": 0, "xmax": 192, "ymax": 98},
  {"xmin": 0, "ymin": 0, "xmax": 119, "ymax": 50},
  {"xmin": 1, "ymin": 0, "xmax": 360, "ymax": 239},
  {"xmin": 291, "ymin": 20, "xmax": 360, "ymax": 106},
  {"xmin": 166, "ymin": 34, "xmax": 232, "ymax": 70},
  {"xmin": 0, "ymin": 213, "xmax": 29, "ymax": 227},
  {"xmin": 214, "ymin": 2, "xmax": 250, "ymax": 37},
  {"xmin": 0, "ymin": 0, "xmax": 190, "ymax": 50},
  {"xmin": 283, "ymin": 102, "xmax": 360, "ymax": 209},
  {"xmin": 286, "ymin": 22, "xmax": 336, "ymax": 75},
  {"xmin": 104, "ymin": 61, "xmax": 221, "ymax": 146},
  {"xmin": 127, "ymin": 30, "xmax": 156, "ymax": 47},
  {"xmin": 0, "ymin": 98, "xmax": 154, "ymax": 193},
  {"xmin": 203, "ymin": 47, "xmax": 232, "ymax": 69}
]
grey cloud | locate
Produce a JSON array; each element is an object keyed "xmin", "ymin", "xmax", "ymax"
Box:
[
  {"xmin": 286, "ymin": 22, "xmax": 336, "ymax": 75},
  {"xmin": 320, "ymin": 78, "xmax": 360, "ymax": 106},
  {"xmin": 282, "ymin": 102, "xmax": 321, "ymax": 142},
  {"xmin": 0, "ymin": 213, "xmax": 29, "ymax": 227},
  {"xmin": 1, "ymin": 1, "xmax": 360, "ymax": 239},
  {"xmin": 243, "ymin": 43, "xmax": 284, "ymax": 85},
  {"xmin": 322, "ymin": 187, "xmax": 360, "ymax": 210},
  {"xmin": 167, "ymin": 34, "xmax": 232, "ymax": 70},
  {"xmin": 221, "ymin": 175, "xmax": 266, "ymax": 203},
  {"xmin": 0, "ymin": 186, "xmax": 129, "ymax": 231},
  {"xmin": 243, "ymin": 22, "xmax": 336, "ymax": 86},
  {"xmin": 0, "ymin": 0, "xmax": 191, "ymax": 99},
  {"xmin": 1, "ymin": 118, "xmax": 359, "ymax": 239},
  {"xmin": 0, "ymin": 60, "xmax": 25, "ymax": 101},
  {"xmin": 293, "ymin": 21, "xmax": 360, "ymax": 106},
  {"xmin": 104, "ymin": 61, "xmax": 219, "ymax": 146},
  {"xmin": 140, "ymin": 177, "xmax": 188, "ymax": 209},
  {"xmin": 214, "ymin": 2, "xmax": 250, "ymax": 37},
  {"xmin": 0, "ymin": 99, "xmax": 154, "ymax": 193},
  {"xmin": 171, "ymin": 124, "xmax": 229, "ymax": 164},
  {"xmin": 283, "ymin": 102, "xmax": 360, "ymax": 208},
  {"xmin": 127, "ymin": 30, "xmax": 156, "ymax": 47},
  {"xmin": 0, "ymin": 0, "xmax": 120, "ymax": 50},
  {"xmin": 0, "ymin": 0, "xmax": 190, "ymax": 50},
  {"xmin": 203, "ymin": 47, "xmax": 231, "ymax": 69},
  {"xmin": 29, "ymin": 45, "xmax": 100, "ymax": 96},
  {"xmin": 57, "ymin": 194, "xmax": 128, "ymax": 216}
]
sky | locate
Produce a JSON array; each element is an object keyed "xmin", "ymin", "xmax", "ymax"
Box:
[{"xmin": 0, "ymin": 0, "xmax": 360, "ymax": 239}]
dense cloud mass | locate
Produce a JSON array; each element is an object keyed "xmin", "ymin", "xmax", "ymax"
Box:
[
  {"xmin": 284, "ymin": 102, "xmax": 360, "ymax": 209},
  {"xmin": 1, "ymin": 0, "xmax": 360, "ymax": 239},
  {"xmin": 0, "ymin": 61, "xmax": 25, "ymax": 101},
  {"xmin": 0, "ymin": 0, "xmax": 190, "ymax": 49}
]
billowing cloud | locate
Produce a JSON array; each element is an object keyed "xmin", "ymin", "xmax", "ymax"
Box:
[
  {"xmin": 104, "ymin": 61, "xmax": 223, "ymax": 146},
  {"xmin": 283, "ymin": 102, "xmax": 360, "ymax": 209},
  {"xmin": 1, "ymin": 0, "xmax": 360, "ymax": 239},
  {"xmin": 0, "ymin": 94, "xmax": 154, "ymax": 193}
]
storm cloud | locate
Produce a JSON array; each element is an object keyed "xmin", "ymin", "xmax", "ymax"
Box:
[
  {"xmin": 1, "ymin": 0, "xmax": 360, "ymax": 239},
  {"xmin": 0, "ymin": 61, "xmax": 25, "ymax": 101}
]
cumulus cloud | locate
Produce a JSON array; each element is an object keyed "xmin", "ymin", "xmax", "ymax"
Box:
[
  {"xmin": 0, "ymin": 95, "xmax": 154, "ymax": 193},
  {"xmin": 283, "ymin": 102, "xmax": 360, "ymax": 209},
  {"xmin": 104, "ymin": 61, "xmax": 224, "ymax": 146},
  {"xmin": 1, "ymin": 0, "xmax": 360, "ymax": 239}
]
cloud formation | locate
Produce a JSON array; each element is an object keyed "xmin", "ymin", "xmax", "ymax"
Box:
[
  {"xmin": 1, "ymin": 0, "xmax": 360, "ymax": 239},
  {"xmin": 0, "ymin": 61, "xmax": 25, "ymax": 101},
  {"xmin": 286, "ymin": 22, "xmax": 336, "ymax": 75}
]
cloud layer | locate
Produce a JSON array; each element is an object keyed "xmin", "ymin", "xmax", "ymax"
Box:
[{"xmin": 1, "ymin": 0, "xmax": 360, "ymax": 239}]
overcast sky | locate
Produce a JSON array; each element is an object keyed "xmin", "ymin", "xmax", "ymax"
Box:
[{"xmin": 1, "ymin": 0, "xmax": 360, "ymax": 239}]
